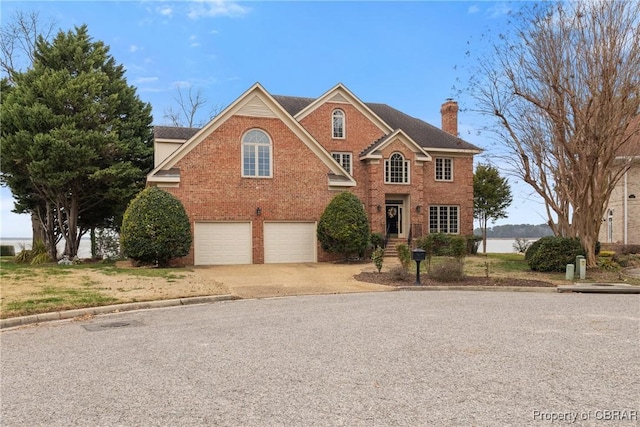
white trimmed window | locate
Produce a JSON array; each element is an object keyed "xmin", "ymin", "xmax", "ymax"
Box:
[
  {"xmin": 384, "ymin": 153, "xmax": 410, "ymax": 184},
  {"xmin": 332, "ymin": 152, "xmax": 352, "ymax": 175},
  {"xmin": 429, "ymin": 205, "xmax": 459, "ymax": 234},
  {"xmin": 332, "ymin": 109, "xmax": 345, "ymax": 139},
  {"xmin": 435, "ymin": 157, "xmax": 453, "ymax": 181},
  {"xmin": 242, "ymin": 129, "xmax": 272, "ymax": 178}
]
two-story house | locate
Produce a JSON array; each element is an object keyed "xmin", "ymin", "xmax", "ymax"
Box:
[
  {"xmin": 147, "ymin": 83, "xmax": 482, "ymax": 265},
  {"xmin": 599, "ymin": 115, "xmax": 640, "ymax": 247}
]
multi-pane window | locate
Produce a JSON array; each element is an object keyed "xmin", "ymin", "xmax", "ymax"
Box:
[
  {"xmin": 435, "ymin": 157, "xmax": 453, "ymax": 181},
  {"xmin": 332, "ymin": 152, "xmax": 352, "ymax": 175},
  {"xmin": 242, "ymin": 129, "xmax": 271, "ymax": 177},
  {"xmin": 332, "ymin": 109, "xmax": 345, "ymax": 138},
  {"xmin": 429, "ymin": 205, "xmax": 459, "ymax": 233},
  {"xmin": 384, "ymin": 153, "xmax": 409, "ymax": 183}
]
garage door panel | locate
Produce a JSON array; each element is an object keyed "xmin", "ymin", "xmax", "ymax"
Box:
[
  {"xmin": 195, "ymin": 222, "xmax": 252, "ymax": 265},
  {"xmin": 264, "ymin": 222, "xmax": 316, "ymax": 263}
]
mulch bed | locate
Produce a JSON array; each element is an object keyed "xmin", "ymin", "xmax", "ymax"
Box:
[{"xmin": 354, "ymin": 272, "xmax": 555, "ymax": 288}]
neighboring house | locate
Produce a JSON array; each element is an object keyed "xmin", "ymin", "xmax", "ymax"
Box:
[
  {"xmin": 599, "ymin": 116, "xmax": 640, "ymax": 246},
  {"xmin": 147, "ymin": 83, "xmax": 482, "ymax": 265}
]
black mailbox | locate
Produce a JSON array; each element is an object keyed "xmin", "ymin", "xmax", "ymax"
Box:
[
  {"xmin": 412, "ymin": 248, "xmax": 426, "ymax": 262},
  {"xmin": 412, "ymin": 248, "xmax": 426, "ymax": 285}
]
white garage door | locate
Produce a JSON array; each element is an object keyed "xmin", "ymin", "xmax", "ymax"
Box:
[
  {"xmin": 194, "ymin": 222, "xmax": 252, "ymax": 265},
  {"xmin": 264, "ymin": 222, "xmax": 316, "ymax": 263}
]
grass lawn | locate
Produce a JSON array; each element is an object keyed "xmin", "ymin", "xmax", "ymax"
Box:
[
  {"xmin": 0, "ymin": 258, "xmax": 226, "ymax": 319},
  {"xmin": 1, "ymin": 253, "xmax": 637, "ymax": 319}
]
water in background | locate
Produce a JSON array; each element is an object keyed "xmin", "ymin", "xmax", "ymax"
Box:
[
  {"xmin": 1, "ymin": 237, "xmax": 93, "ymax": 259},
  {"xmin": 0, "ymin": 237, "xmax": 537, "ymax": 259},
  {"xmin": 481, "ymin": 238, "xmax": 538, "ymax": 254}
]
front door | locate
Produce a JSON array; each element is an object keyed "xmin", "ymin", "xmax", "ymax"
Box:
[{"xmin": 386, "ymin": 204, "xmax": 402, "ymax": 237}]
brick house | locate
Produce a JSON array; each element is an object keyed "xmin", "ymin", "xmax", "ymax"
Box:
[
  {"xmin": 147, "ymin": 83, "xmax": 481, "ymax": 265},
  {"xmin": 599, "ymin": 116, "xmax": 640, "ymax": 246}
]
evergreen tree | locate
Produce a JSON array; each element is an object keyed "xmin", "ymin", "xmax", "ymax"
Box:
[
  {"xmin": 317, "ymin": 192, "xmax": 370, "ymax": 261},
  {"xmin": 473, "ymin": 164, "xmax": 512, "ymax": 253},
  {"xmin": 1, "ymin": 25, "xmax": 153, "ymax": 259}
]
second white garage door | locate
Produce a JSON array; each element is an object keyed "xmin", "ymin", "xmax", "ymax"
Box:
[
  {"xmin": 264, "ymin": 222, "xmax": 316, "ymax": 263},
  {"xmin": 194, "ymin": 222, "xmax": 252, "ymax": 265}
]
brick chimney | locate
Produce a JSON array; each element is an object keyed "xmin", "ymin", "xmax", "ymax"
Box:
[{"xmin": 440, "ymin": 99, "xmax": 458, "ymax": 136}]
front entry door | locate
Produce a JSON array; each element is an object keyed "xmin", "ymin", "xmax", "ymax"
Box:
[{"xmin": 386, "ymin": 204, "xmax": 402, "ymax": 236}]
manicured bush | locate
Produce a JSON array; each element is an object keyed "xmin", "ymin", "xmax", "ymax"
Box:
[
  {"xmin": 121, "ymin": 187, "xmax": 192, "ymax": 267},
  {"xmin": 370, "ymin": 233, "xmax": 385, "ymax": 249},
  {"xmin": 371, "ymin": 247, "xmax": 384, "ymax": 273},
  {"xmin": 527, "ymin": 236, "xmax": 585, "ymax": 272},
  {"xmin": 317, "ymin": 192, "xmax": 370, "ymax": 260},
  {"xmin": 524, "ymin": 237, "xmax": 547, "ymax": 261},
  {"xmin": 429, "ymin": 233, "xmax": 452, "ymax": 256},
  {"xmin": 449, "ymin": 236, "xmax": 467, "ymax": 260},
  {"xmin": 396, "ymin": 243, "xmax": 412, "ymax": 270}
]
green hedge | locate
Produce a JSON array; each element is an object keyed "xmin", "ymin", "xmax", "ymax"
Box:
[{"xmin": 526, "ymin": 236, "xmax": 585, "ymax": 272}]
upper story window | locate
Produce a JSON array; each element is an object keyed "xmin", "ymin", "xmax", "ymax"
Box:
[
  {"xmin": 384, "ymin": 152, "xmax": 410, "ymax": 184},
  {"xmin": 242, "ymin": 129, "xmax": 272, "ymax": 178},
  {"xmin": 332, "ymin": 109, "xmax": 345, "ymax": 139},
  {"xmin": 332, "ymin": 152, "xmax": 352, "ymax": 175},
  {"xmin": 435, "ymin": 157, "xmax": 453, "ymax": 181}
]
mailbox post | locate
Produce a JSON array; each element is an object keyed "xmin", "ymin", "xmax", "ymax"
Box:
[{"xmin": 412, "ymin": 248, "xmax": 426, "ymax": 285}]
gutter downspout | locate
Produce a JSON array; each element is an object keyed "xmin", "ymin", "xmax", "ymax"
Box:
[{"xmin": 624, "ymin": 170, "xmax": 628, "ymax": 245}]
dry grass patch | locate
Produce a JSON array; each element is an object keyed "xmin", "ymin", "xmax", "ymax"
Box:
[{"xmin": 0, "ymin": 259, "xmax": 228, "ymax": 318}]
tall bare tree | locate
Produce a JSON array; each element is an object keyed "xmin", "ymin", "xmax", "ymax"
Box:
[
  {"xmin": 1, "ymin": 11, "xmax": 57, "ymax": 250},
  {"xmin": 0, "ymin": 10, "xmax": 56, "ymax": 82},
  {"xmin": 469, "ymin": 0, "xmax": 640, "ymax": 266},
  {"xmin": 163, "ymin": 85, "xmax": 222, "ymax": 128}
]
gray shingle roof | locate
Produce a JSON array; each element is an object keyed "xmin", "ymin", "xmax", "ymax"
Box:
[
  {"xmin": 272, "ymin": 95, "xmax": 481, "ymax": 153},
  {"xmin": 153, "ymin": 94, "xmax": 482, "ymax": 154},
  {"xmin": 154, "ymin": 126, "xmax": 200, "ymax": 140}
]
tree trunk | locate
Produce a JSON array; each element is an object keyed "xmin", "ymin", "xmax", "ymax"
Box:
[{"xmin": 482, "ymin": 217, "xmax": 488, "ymax": 253}]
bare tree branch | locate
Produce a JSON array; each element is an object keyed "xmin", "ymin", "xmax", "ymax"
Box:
[{"xmin": 469, "ymin": 0, "xmax": 640, "ymax": 266}]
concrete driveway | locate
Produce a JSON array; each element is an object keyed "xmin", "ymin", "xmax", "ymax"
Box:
[{"xmin": 191, "ymin": 262, "xmax": 391, "ymax": 299}]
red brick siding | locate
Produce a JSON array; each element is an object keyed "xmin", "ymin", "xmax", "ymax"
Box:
[
  {"xmin": 162, "ymin": 106, "xmax": 476, "ymax": 265},
  {"xmin": 422, "ymin": 155, "xmax": 475, "ymax": 236},
  {"xmin": 164, "ymin": 115, "xmax": 343, "ymax": 264}
]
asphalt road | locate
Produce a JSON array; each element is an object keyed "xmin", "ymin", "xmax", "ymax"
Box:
[{"xmin": 1, "ymin": 291, "xmax": 639, "ymax": 426}]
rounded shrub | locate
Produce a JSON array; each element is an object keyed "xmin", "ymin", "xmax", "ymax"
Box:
[
  {"xmin": 524, "ymin": 236, "xmax": 548, "ymax": 261},
  {"xmin": 317, "ymin": 192, "xmax": 370, "ymax": 260},
  {"xmin": 121, "ymin": 187, "xmax": 192, "ymax": 267},
  {"xmin": 527, "ymin": 236, "xmax": 585, "ymax": 272}
]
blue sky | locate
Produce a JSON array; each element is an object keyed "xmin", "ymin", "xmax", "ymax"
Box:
[{"xmin": 0, "ymin": 0, "xmax": 548, "ymax": 238}]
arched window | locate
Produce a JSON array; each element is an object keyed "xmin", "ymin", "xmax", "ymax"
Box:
[
  {"xmin": 242, "ymin": 129, "xmax": 272, "ymax": 177},
  {"xmin": 384, "ymin": 153, "xmax": 409, "ymax": 183},
  {"xmin": 332, "ymin": 109, "xmax": 345, "ymax": 139}
]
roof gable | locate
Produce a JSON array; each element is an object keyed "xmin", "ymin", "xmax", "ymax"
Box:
[
  {"xmin": 272, "ymin": 87, "xmax": 481, "ymax": 154},
  {"xmin": 286, "ymin": 83, "xmax": 393, "ymax": 135},
  {"xmin": 360, "ymin": 129, "xmax": 431, "ymax": 162},
  {"xmin": 148, "ymin": 83, "xmax": 355, "ymax": 187}
]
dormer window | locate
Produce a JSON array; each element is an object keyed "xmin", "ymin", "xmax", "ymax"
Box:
[{"xmin": 332, "ymin": 109, "xmax": 345, "ymax": 139}]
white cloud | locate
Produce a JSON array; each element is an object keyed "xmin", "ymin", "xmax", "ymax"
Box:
[
  {"xmin": 158, "ymin": 5, "xmax": 173, "ymax": 17},
  {"xmin": 468, "ymin": 5, "xmax": 480, "ymax": 14},
  {"xmin": 187, "ymin": 0, "xmax": 251, "ymax": 20},
  {"xmin": 129, "ymin": 45, "xmax": 140, "ymax": 53}
]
